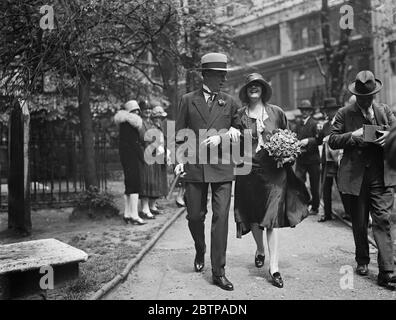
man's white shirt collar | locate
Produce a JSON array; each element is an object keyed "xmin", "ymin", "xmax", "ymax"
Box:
[{"xmin": 202, "ymin": 84, "xmax": 212, "ymax": 103}]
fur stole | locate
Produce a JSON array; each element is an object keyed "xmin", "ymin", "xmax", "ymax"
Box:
[{"xmin": 114, "ymin": 110, "xmax": 142, "ymax": 129}]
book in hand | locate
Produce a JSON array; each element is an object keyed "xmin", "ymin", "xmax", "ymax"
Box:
[{"xmin": 363, "ymin": 124, "xmax": 383, "ymax": 142}]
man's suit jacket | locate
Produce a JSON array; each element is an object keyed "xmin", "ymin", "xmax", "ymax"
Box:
[
  {"xmin": 328, "ymin": 101, "xmax": 396, "ymax": 196},
  {"xmin": 175, "ymin": 88, "xmax": 241, "ymax": 183},
  {"xmin": 385, "ymin": 124, "xmax": 396, "ymax": 170},
  {"xmin": 294, "ymin": 117, "xmax": 322, "ymax": 164}
]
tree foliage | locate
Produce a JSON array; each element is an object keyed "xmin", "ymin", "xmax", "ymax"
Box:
[{"xmin": 1, "ymin": 0, "xmax": 177, "ymax": 188}]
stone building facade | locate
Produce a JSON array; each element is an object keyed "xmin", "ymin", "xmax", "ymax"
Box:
[{"xmin": 215, "ymin": 0, "xmax": 373, "ymax": 113}]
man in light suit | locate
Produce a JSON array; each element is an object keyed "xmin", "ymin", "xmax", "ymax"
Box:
[
  {"xmin": 329, "ymin": 70, "xmax": 396, "ymax": 289},
  {"xmin": 174, "ymin": 53, "xmax": 241, "ymax": 291}
]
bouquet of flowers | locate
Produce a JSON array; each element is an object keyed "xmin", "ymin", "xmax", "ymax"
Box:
[{"xmin": 262, "ymin": 129, "xmax": 302, "ymax": 168}]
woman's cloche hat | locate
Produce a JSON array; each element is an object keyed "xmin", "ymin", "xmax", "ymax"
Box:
[
  {"xmin": 348, "ymin": 70, "xmax": 382, "ymax": 96},
  {"xmin": 239, "ymin": 73, "xmax": 273, "ymax": 104},
  {"xmin": 152, "ymin": 106, "xmax": 167, "ymax": 118},
  {"xmin": 124, "ymin": 100, "xmax": 140, "ymax": 112}
]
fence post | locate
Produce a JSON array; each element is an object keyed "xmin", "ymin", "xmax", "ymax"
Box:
[{"xmin": 8, "ymin": 100, "xmax": 31, "ymax": 236}]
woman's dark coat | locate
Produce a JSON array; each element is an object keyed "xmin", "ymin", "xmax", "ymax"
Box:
[{"xmin": 114, "ymin": 110, "xmax": 144, "ymax": 194}]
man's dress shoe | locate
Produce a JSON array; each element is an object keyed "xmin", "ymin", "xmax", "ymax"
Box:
[
  {"xmin": 194, "ymin": 255, "xmax": 204, "ymax": 272},
  {"xmin": 318, "ymin": 215, "xmax": 333, "ymax": 222},
  {"xmin": 269, "ymin": 271, "xmax": 284, "ymax": 288},
  {"xmin": 212, "ymin": 275, "xmax": 234, "ymax": 291},
  {"xmin": 356, "ymin": 264, "xmax": 369, "ymax": 276},
  {"xmin": 255, "ymin": 253, "xmax": 265, "ymax": 268},
  {"xmin": 377, "ymin": 272, "xmax": 396, "ymax": 289}
]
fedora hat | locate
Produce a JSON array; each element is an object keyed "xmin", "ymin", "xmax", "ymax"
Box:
[
  {"xmin": 321, "ymin": 97, "xmax": 341, "ymax": 110},
  {"xmin": 297, "ymin": 99, "xmax": 314, "ymax": 110},
  {"xmin": 124, "ymin": 100, "xmax": 140, "ymax": 112},
  {"xmin": 348, "ymin": 70, "xmax": 382, "ymax": 96},
  {"xmin": 239, "ymin": 73, "xmax": 273, "ymax": 104},
  {"xmin": 152, "ymin": 106, "xmax": 167, "ymax": 118},
  {"xmin": 198, "ymin": 52, "xmax": 229, "ymax": 71}
]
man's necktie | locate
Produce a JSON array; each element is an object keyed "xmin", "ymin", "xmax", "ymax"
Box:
[{"xmin": 203, "ymin": 88, "xmax": 217, "ymax": 111}]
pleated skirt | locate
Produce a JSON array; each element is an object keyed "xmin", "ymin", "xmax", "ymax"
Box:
[{"xmin": 140, "ymin": 162, "xmax": 168, "ymax": 198}]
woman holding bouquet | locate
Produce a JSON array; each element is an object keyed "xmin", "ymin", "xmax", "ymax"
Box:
[{"xmin": 234, "ymin": 73, "xmax": 309, "ymax": 288}]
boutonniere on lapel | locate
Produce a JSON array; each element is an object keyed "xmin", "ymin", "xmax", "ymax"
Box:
[{"xmin": 217, "ymin": 98, "xmax": 226, "ymax": 107}]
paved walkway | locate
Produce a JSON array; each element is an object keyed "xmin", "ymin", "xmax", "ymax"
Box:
[{"xmin": 106, "ymin": 201, "xmax": 396, "ymax": 300}]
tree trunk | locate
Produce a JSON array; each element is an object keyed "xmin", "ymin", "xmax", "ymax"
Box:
[
  {"xmin": 78, "ymin": 71, "xmax": 98, "ymax": 189},
  {"xmin": 8, "ymin": 100, "xmax": 31, "ymax": 236},
  {"xmin": 321, "ymin": 0, "xmax": 353, "ymax": 104}
]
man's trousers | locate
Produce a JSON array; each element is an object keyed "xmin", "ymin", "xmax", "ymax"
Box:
[
  {"xmin": 343, "ymin": 165, "xmax": 394, "ymax": 272},
  {"xmin": 184, "ymin": 181, "xmax": 232, "ymax": 277},
  {"xmin": 296, "ymin": 162, "xmax": 321, "ymax": 211}
]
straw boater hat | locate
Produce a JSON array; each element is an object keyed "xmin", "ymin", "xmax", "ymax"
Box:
[
  {"xmin": 320, "ymin": 97, "xmax": 341, "ymax": 111},
  {"xmin": 198, "ymin": 52, "xmax": 229, "ymax": 71},
  {"xmin": 348, "ymin": 70, "xmax": 382, "ymax": 96},
  {"xmin": 152, "ymin": 106, "xmax": 167, "ymax": 118},
  {"xmin": 238, "ymin": 73, "xmax": 273, "ymax": 104},
  {"xmin": 124, "ymin": 100, "xmax": 140, "ymax": 112},
  {"xmin": 297, "ymin": 99, "xmax": 314, "ymax": 110}
]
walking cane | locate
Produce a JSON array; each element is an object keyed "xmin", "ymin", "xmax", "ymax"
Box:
[
  {"xmin": 166, "ymin": 173, "xmax": 181, "ymax": 200},
  {"xmin": 319, "ymin": 144, "xmax": 329, "ymax": 200}
]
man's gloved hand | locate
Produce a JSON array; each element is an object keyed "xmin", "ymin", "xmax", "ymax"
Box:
[
  {"xmin": 201, "ymin": 135, "xmax": 221, "ymax": 148},
  {"xmin": 174, "ymin": 163, "xmax": 186, "ymax": 177},
  {"xmin": 227, "ymin": 127, "xmax": 241, "ymax": 143}
]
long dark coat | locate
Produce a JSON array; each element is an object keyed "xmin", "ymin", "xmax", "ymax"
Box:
[
  {"xmin": 328, "ymin": 101, "xmax": 396, "ymax": 196},
  {"xmin": 385, "ymin": 124, "xmax": 396, "ymax": 170},
  {"xmin": 234, "ymin": 104, "xmax": 310, "ymax": 237},
  {"xmin": 114, "ymin": 110, "xmax": 144, "ymax": 194},
  {"xmin": 294, "ymin": 117, "xmax": 322, "ymax": 164}
]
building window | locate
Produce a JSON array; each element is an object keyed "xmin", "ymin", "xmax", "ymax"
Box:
[
  {"xmin": 390, "ymin": 41, "xmax": 396, "ymax": 75},
  {"xmin": 293, "ymin": 66, "xmax": 326, "ymax": 108},
  {"xmin": 226, "ymin": 5, "xmax": 234, "ymax": 17},
  {"xmin": 289, "ymin": 14, "xmax": 322, "ymax": 51},
  {"xmin": 235, "ymin": 27, "xmax": 280, "ymax": 63},
  {"xmin": 393, "ymin": 8, "xmax": 396, "ymax": 24}
]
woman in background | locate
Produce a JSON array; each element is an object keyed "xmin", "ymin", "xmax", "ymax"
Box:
[
  {"xmin": 114, "ymin": 100, "xmax": 146, "ymax": 225},
  {"xmin": 139, "ymin": 101, "xmax": 169, "ymax": 218},
  {"xmin": 150, "ymin": 105, "xmax": 170, "ymax": 214}
]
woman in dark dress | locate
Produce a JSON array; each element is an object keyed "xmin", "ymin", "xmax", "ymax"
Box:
[
  {"xmin": 149, "ymin": 105, "xmax": 170, "ymax": 214},
  {"xmin": 114, "ymin": 100, "xmax": 146, "ymax": 225},
  {"xmin": 138, "ymin": 101, "xmax": 168, "ymax": 218},
  {"xmin": 234, "ymin": 73, "xmax": 309, "ymax": 288}
]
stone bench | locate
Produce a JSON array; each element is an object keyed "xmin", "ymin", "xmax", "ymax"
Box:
[{"xmin": 0, "ymin": 238, "xmax": 88, "ymax": 299}]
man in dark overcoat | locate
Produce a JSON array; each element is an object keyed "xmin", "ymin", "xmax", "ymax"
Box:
[
  {"xmin": 175, "ymin": 52, "xmax": 241, "ymax": 291},
  {"xmin": 385, "ymin": 124, "xmax": 396, "ymax": 170},
  {"xmin": 293, "ymin": 99, "xmax": 322, "ymax": 215},
  {"xmin": 329, "ymin": 70, "xmax": 396, "ymax": 289}
]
